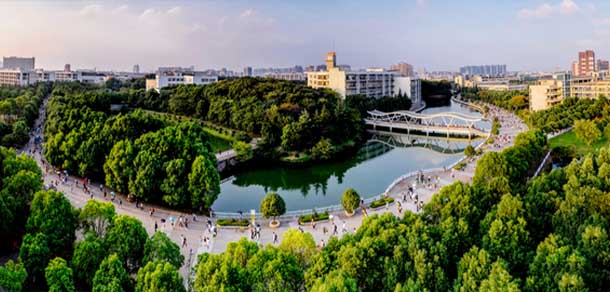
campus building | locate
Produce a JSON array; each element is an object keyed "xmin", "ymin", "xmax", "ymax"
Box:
[
  {"xmin": 570, "ymin": 77, "xmax": 610, "ymax": 99},
  {"xmin": 145, "ymin": 67, "xmax": 218, "ymax": 91},
  {"xmin": 2, "ymin": 56, "xmax": 35, "ymax": 70},
  {"xmin": 0, "ymin": 68, "xmax": 37, "ymax": 87},
  {"xmin": 529, "ymin": 79, "xmax": 564, "ymax": 112},
  {"xmin": 306, "ymin": 52, "xmax": 421, "ymax": 105},
  {"xmin": 459, "ymin": 64, "xmax": 507, "ymax": 77},
  {"xmin": 390, "ymin": 62, "xmax": 414, "ymax": 77}
]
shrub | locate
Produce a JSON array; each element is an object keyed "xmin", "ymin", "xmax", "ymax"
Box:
[
  {"xmin": 216, "ymin": 218, "xmax": 250, "ymax": 227},
  {"xmin": 298, "ymin": 212, "xmax": 330, "ymax": 224},
  {"xmin": 464, "ymin": 144, "xmax": 476, "ymax": 157},
  {"xmin": 369, "ymin": 197, "xmax": 394, "ymax": 209}
]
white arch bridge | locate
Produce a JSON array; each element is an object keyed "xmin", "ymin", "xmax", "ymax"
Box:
[{"xmin": 365, "ymin": 110, "xmax": 489, "ymax": 138}]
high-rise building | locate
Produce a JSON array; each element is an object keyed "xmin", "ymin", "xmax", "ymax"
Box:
[
  {"xmin": 243, "ymin": 66, "xmax": 252, "ymax": 77},
  {"xmin": 459, "ymin": 64, "xmax": 507, "ymax": 77},
  {"xmin": 133, "ymin": 64, "xmax": 140, "ymax": 74},
  {"xmin": 325, "ymin": 52, "xmax": 336, "ymax": 70},
  {"xmin": 2, "ymin": 56, "xmax": 35, "ymax": 70},
  {"xmin": 390, "ymin": 62, "xmax": 414, "ymax": 77},
  {"xmin": 64, "ymin": 64, "xmax": 71, "ymax": 72},
  {"xmin": 597, "ymin": 59, "xmax": 609, "ymax": 71},
  {"xmin": 574, "ymin": 50, "xmax": 596, "ymax": 76}
]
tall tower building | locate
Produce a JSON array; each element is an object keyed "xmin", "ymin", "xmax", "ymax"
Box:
[
  {"xmin": 133, "ymin": 64, "xmax": 140, "ymax": 74},
  {"xmin": 326, "ymin": 52, "xmax": 336, "ymax": 70},
  {"xmin": 576, "ymin": 50, "xmax": 595, "ymax": 76}
]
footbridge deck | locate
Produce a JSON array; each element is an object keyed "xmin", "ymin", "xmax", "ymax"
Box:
[{"xmin": 365, "ymin": 110, "xmax": 489, "ymax": 138}]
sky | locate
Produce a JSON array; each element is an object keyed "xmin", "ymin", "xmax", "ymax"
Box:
[{"xmin": 2, "ymin": 0, "xmax": 610, "ymax": 72}]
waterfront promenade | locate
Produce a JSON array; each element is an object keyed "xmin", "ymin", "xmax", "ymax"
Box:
[{"xmin": 22, "ymin": 98, "xmax": 527, "ymax": 282}]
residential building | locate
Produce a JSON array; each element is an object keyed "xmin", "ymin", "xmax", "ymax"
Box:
[
  {"xmin": 597, "ymin": 59, "xmax": 609, "ymax": 71},
  {"xmin": 2, "ymin": 56, "xmax": 35, "ymax": 70},
  {"xmin": 529, "ymin": 79, "xmax": 563, "ymax": 111},
  {"xmin": 0, "ymin": 68, "xmax": 37, "ymax": 86},
  {"xmin": 133, "ymin": 64, "xmax": 140, "ymax": 74},
  {"xmin": 306, "ymin": 52, "xmax": 421, "ymax": 104},
  {"xmin": 476, "ymin": 80, "xmax": 527, "ymax": 91},
  {"xmin": 573, "ymin": 50, "xmax": 596, "ymax": 77},
  {"xmin": 459, "ymin": 64, "xmax": 507, "ymax": 77},
  {"xmin": 390, "ymin": 62, "xmax": 414, "ymax": 77},
  {"xmin": 145, "ymin": 67, "xmax": 218, "ymax": 91}
]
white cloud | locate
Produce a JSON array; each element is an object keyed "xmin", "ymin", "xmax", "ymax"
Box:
[
  {"xmin": 80, "ymin": 4, "xmax": 102, "ymax": 17},
  {"xmin": 559, "ymin": 0, "xmax": 580, "ymax": 14},
  {"xmin": 167, "ymin": 6, "xmax": 182, "ymax": 15},
  {"xmin": 240, "ymin": 9, "xmax": 256, "ymax": 18},
  {"xmin": 518, "ymin": 0, "xmax": 580, "ymax": 19}
]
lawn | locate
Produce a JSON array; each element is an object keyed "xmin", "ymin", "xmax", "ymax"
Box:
[
  {"xmin": 209, "ymin": 134, "xmax": 232, "ymax": 153},
  {"xmin": 549, "ymin": 130, "xmax": 609, "ymax": 156}
]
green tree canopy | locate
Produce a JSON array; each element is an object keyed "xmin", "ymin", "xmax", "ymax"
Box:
[
  {"xmin": 26, "ymin": 190, "xmax": 76, "ymax": 258},
  {"xmin": 92, "ymin": 254, "xmax": 131, "ymax": 292},
  {"xmin": 574, "ymin": 119, "xmax": 601, "ymax": 146},
  {"xmin": 135, "ymin": 260, "xmax": 185, "ymax": 292},
  {"xmin": 78, "ymin": 200, "xmax": 116, "ymax": 238},
  {"xmin": 260, "ymin": 192, "xmax": 286, "ymax": 220},
  {"xmin": 341, "ymin": 188, "xmax": 360, "ymax": 213},
  {"xmin": 0, "ymin": 259, "xmax": 27, "ymax": 292},
  {"xmin": 45, "ymin": 257, "xmax": 76, "ymax": 292},
  {"xmin": 142, "ymin": 231, "xmax": 184, "ymax": 269},
  {"xmin": 105, "ymin": 215, "xmax": 148, "ymax": 273}
]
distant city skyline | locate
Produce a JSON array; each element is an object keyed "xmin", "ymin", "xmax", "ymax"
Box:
[{"xmin": 2, "ymin": 0, "xmax": 610, "ymax": 72}]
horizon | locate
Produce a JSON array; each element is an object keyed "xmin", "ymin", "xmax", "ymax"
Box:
[{"xmin": 2, "ymin": 0, "xmax": 610, "ymax": 72}]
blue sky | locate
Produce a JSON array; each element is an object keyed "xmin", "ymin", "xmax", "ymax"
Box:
[{"xmin": 1, "ymin": 0, "xmax": 610, "ymax": 72}]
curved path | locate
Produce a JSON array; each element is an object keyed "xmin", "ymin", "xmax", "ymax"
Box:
[{"xmin": 21, "ymin": 98, "xmax": 527, "ymax": 284}]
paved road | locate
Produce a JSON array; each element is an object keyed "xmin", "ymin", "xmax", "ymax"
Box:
[{"xmin": 21, "ymin": 97, "xmax": 527, "ymax": 285}]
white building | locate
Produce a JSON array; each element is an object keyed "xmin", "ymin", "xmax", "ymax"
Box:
[
  {"xmin": 307, "ymin": 52, "xmax": 421, "ymax": 105},
  {"xmin": 146, "ymin": 67, "xmax": 218, "ymax": 91},
  {"xmin": 0, "ymin": 68, "xmax": 37, "ymax": 87}
]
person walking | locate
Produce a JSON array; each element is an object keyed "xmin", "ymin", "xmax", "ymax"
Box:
[{"xmin": 273, "ymin": 232, "xmax": 278, "ymax": 244}]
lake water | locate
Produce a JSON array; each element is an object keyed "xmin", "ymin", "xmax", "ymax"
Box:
[{"xmin": 211, "ymin": 101, "xmax": 489, "ymax": 212}]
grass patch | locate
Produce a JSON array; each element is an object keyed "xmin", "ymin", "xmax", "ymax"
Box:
[
  {"xmin": 217, "ymin": 218, "xmax": 250, "ymax": 227},
  {"xmin": 454, "ymin": 161, "xmax": 467, "ymax": 171},
  {"xmin": 298, "ymin": 212, "xmax": 330, "ymax": 224},
  {"xmin": 280, "ymin": 152, "xmax": 312, "ymax": 163},
  {"xmin": 208, "ymin": 134, "xmax": 232, "ymax": 153},
  {"xmin": 369, "ymin": 197, "xmax": 395, "ymax": 209},
  {"xmin": 549, "ymin": 130, "xmax": 609, "ymax": 156}
]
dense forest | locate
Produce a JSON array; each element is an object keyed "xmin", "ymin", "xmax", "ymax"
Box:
[
  {"xmin": 527, "ymin": 97, "xmax": 610, "ymax": 133},
  {"xmin": 43, "ymin": 83, "xmax": 220, "ymax": 210},
  {"xmin": 0, "ymin": 83, "xmax": 50, "ymax": 147},
  {"xmin": 461, "ymin": 87, "xmax": 529, "ymax": 112}
]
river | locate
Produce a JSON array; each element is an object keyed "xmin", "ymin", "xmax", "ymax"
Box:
[{"xmin": 211, "ymin": 101, "xmax": 490, "ymax": 213}]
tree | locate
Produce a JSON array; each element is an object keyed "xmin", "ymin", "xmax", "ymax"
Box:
[
  {"xmin": 260, "ymin": 192, "xmax": 286, "ymax": 223},
  {"xmin": 105, "ymin": 215, "xmax": 148, "ymax": 272},
  {"xmin": 574, "ymin": 119, "xmax": 601, "ymax": 146},
  {"xmin": 479, "ymin": 261, "xmax": 520, "ymax": 291},
  {"xmin": 92, "ymin": 254, "xmax": 131, "ymax": 292},
  {"xmin": 281, "ymin": 122, "xmax": 301, "ymax": 151},
  {"xmin": 341, "ymin": 188, "xmax": 360, "ymax": 214},
  {"xmin": 19, "ymin": 232, "xmax": 51, "ymax": 285},
  {"xmin": 0, "ymin": 259, "xmax": 27, "ymax": 292},
  {"xmin": 604, "ymin": 123, "xmax": 610, "ymax": 140},
  {"xmin": 135, "ymin": 260, "xmax": 185, "ymax": 292},
  {"xmin": 453, "ymin": 246, "xmax": 493, "ymax": 291},
  {"xmin": 464, "ymin": 144, "xmax": 475, "ymax": 157},
  {"xmin": 160, "ymin": 158, "xmax": 188, "ymax": 206},
  {"xmin": 473, "ymin": 151, "xmax": 508, "ymax": 188},
  {"xmin": 72, "ymin": 235, "xmax": 107, "ymax": 290},
  {"xmin": 309, "ymin": 270, "xmax": 358, "ymax": 292},
  {"xmin": 248, "ymin": 246, "xmax": 305, "ymax": 291},
  {"xmin": 233, "ymin": 141, "xmax": 253, "ymax": 162},
  {"xmin": 78, "ymin": 200, "xmax": 116, "ymax": 238},
  {"xmin": 45, "ymin": 257, "xmax": 76, "ymax": 292},
  {"xmin": 26, "ymin": 190, "xmax": 76, "ymax": 258},
  {"xmin": 142, "ymin": 232, "xmax": 184, "ymax": 269},
  {"xmin": 188, "ymin": 155, "xmax": 220, "ymax": 209},
  {"xmin": 103, "ymin": 140, "xmax": 134, "ymax": 194},
  {"xmin": 311, "ymin": 138, "xmax": 335, "ymax": 161},
  {"xmin": 279, "ymin": 229, "xmax": 317, "ymax": 265}
]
